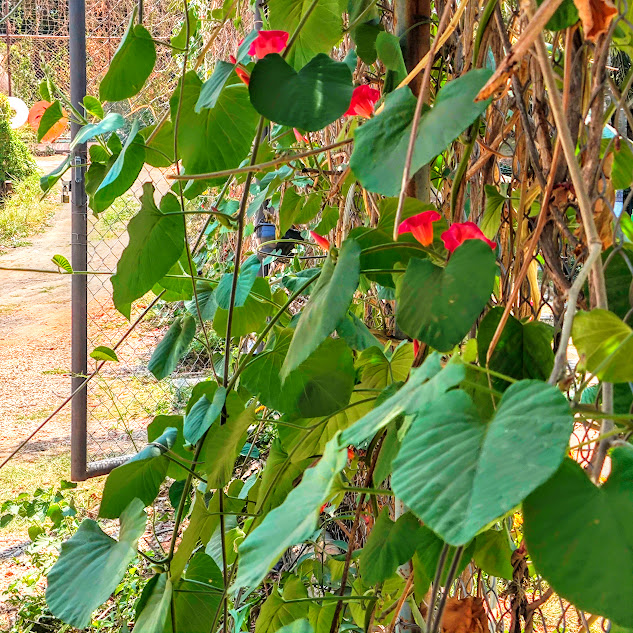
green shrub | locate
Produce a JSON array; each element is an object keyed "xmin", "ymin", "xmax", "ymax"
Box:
[{"xmin": 0, "ymin": 93, "xmax": 35, "ymax": 184}]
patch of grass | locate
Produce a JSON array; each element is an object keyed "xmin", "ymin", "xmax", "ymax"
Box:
[
  {"xmin": 41, "ymin": 367, "xmax": 69, "ymax": 376},
  {"xmin": 0, "ymin": 173, "xmax": 57, "ymax": 248}
]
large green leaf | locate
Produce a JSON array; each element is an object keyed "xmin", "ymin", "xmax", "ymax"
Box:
[
  {"xmin": 70, "ymin": 113, "xmax": 125, "ymax": 149},
  {"xmin": 396, "ymin": 240, "xmax": 497, "ymax": 352},
  {"xmin": 99, "ymin": 11, "xmax": 156, "ymax": 102},
  {"xmin": 148, "ymin": 315, "xmax": 196, "ymax": 380},
  {"xmin": 202, "ymin": 399, "xmax": 257, "ymax": 488},
  {"xmin": 234, "ymin": 437, "xmax": 347, "ymax": 590},
  {"xmin": 392, "ymin": 380, "xmax": 573, "ymax": 545},
  {"xmin": 341, "ymin": 353, "xmax": 465, "ymax": 446},
  {"xmin": 572, "ymin": 309, "xmax": 633, "ymax": 382},
  {"xmin": 473, "ymin": 528, "xmax": 514, "ymax": 580},
  {"xmin": 168, "ymin": 552, "xmax": 224, "ymax": 633},
  {"xmin": 603, "ymin": 246, "xmax": 633, "ymax": 320},
  {"xmin": 524, "ymin": 447, "xmax": 633, "ymax": 627},
  {"xmin": 243, "ymin": 331, "xmax": 355, "ymax": 417},
  {"xmin": 132, "ymin": 573, "xmax": 171, "ymax": 633},
  {"xmin": 249, "ymin": 54, "xmax": 353, "ymax": 132},
  {"xmin": 279, "ymin": 190, "xmax": 323, "ymax": 237},
  {"xmin": 99, "ymin": 428, "xmax": 177, "ymax": 519},
  {"xmin": 46, "ymin": 499, "xmax": 146, "ymax": 628},
  {"xmin": 360, "ymin": 508, "xmax": 420, "ymax": 584},
  {"xmin": 282, "ymin": 240, "xmax": 361, "ymax": 378},
  {"xmin": 477, "ymin": 307, "xmax": 554, "ymax": 385},
  {"xmin": 350, "ymin": 70, "xmax": 492, "ymax": 196},
  {"xmin": 184, "ymin": 386, "xmax": 227, "ymax": 445},
  {"xmin": 255, "ymin": 578, "xmax": 309, "ymax": 633},
  {"xmin": 214, "ymin": 254, "xmax": 262, "ymax": 310},
  {"xmin": 111, "ymin": 184, "xmax": 185, "ymax": 319},
  {"xmin": 147, "ymin": 415, "xmax": 189, "ymax": 480},
  {"xmin": 92, "ymin": 121, "xmax": 146, "ymax": 213},
  {"xmin": 171, "ymin": 72, "xmax": 259, "ymax": 198},
  {"xmin": 140, "ymin": 121, "xmax": 175, "ymax": 168},
  {"xmin": 355, "ymin": 342, "xmax": 414, "ymax": 389},
  {"xmin": 336, "ymin": 312, "xmax": 382, "ymax": 351},
  {"xmin": 268, "ymin": 0, "xmax": 342, "ymax": 68}
]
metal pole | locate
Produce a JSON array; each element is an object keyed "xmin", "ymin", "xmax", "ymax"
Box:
[
  {"xmin": 69, "ymin": 0, "xmax": 88, "ymax": 482},
  {"xmin": 5, "ymin": 0, "xmax": 12, "ymax": 97}
]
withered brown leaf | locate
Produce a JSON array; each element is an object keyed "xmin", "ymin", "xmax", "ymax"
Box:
[{"xmin": 573, "ymin": 0, "xmax": 618, "ymax": 41}]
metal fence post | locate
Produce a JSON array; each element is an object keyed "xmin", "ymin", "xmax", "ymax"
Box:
[{"xmin": 69, "ymin": 0, "xmax": 88, "ymax": 482}]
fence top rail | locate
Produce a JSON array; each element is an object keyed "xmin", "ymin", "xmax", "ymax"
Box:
[{"xmin": 3, "ymin": 34, "xmax": 123, "ymax": 40}]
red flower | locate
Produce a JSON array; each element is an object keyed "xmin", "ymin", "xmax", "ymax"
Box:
[
  {"xmin": 344, "ymin": 85, "xmax": 381, "ymax": 119},
  {"xmin": 229, "ymin": 54, "xmax": 237, "ymax": 64},
  {"xmin": 347, "ymin": 447, "xmax": 355, "ymax": 461},
  {"xmin": 441, "ymin": 222, "xmax": 496, "ymax": 253},
  {"xmin": 310, "ymin": 231, "xmax": 330, "ymax": 250},
  {"xmin": 293, "ymin": 128, "xmax": 309, "ymax": 144},
  {"xmin": 248, "ymin": 30, "xmax": 289, "ymax": 59},
  {"xmin": 320, "ymin": 502, "xmax": 329, "ymax": 514},
  {"xmin": 413, "ymin": 340, "xmax": 420, "ymax": 356},
  {"xmin": 397, "ymin": 210, "xmax": 441, "ymax": 246},
  {"xmin": 235, "ymin": 66, "xmax": 250, "ymax": 86}
]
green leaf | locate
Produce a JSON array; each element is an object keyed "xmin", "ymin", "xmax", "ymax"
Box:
[
  {"xmin": 195, "ymin": 61, "xmax": 235, "ymax": 111},
  {"xmin": 249, "ymin": 54, "xmax": 354, "ymax": 132},
  {"xmin": 314, "ymin": 205, "xmax": 339, "ymax": 235},
  {"xmin": 215, "ymin": 254, "xmax": 262, "ymax": 310},
  {"xmin": 477, "ymin": 307, "xmax": 554, "ymax": 385},
  {"xmin": 413, "ymin": 526, "xmax": 475, "ymax": 597},
  {"xmin": 99, "ymin": 10, "xmax": 156, "ymax": 102},
  {"xmin": 90, "ymin": 345, "xmax": 119, "ymax": 362},
  {"xmin": 152, "ymin": 252, "xmax": 194, "ymax": 302},
  {"xmin": 603, "ymin": 247, "xmax": 633, "ymax": 321},
  {"xmin": 536, "ymin": 0, "xmax": 579, "ymax": 30},
  {"xmin": 360, "ymin": 508, "xmax": 420, "ymax": 584},
  {"xmin": 255, "ymin": 579, "xmax": 309, "ymax": 633},
  {"xmin": 351, "ymin": 71, "xmax": 492, "ymax": 196},
  {"xmin": 524, "ymin": 447, "xmax": 633, "ymax": 627},
  {"xmin": 613, "ymin": 138, "xmax": 633, "ymax": 190},
  {"xmin": 336, "ymin": 312, "xmax": 381, "ymax": 351},
  {"xmin": 274, "ymin": 620, "xmax": 314, "ymax": 633},
  {"xmin": 99, "ymin": 428, "xmax": 176, "ymax": 519},
  {"xmin": 133, "ymin": 573, "xmax": 171, "ymax": 633},
  {"xmin": 71, "ymin": 113, "xmax": 125, "ymax": 149},
  {"xmin": 169, "ymin": 552, "xmax": 224, "ymax": 633},
  {"xmin": 282, "ymin": 240, "xmax": 361, "ymax": 378},
  {"xmin": 397, "ymin": 240, "xmax": 496, "ymax": 352},
  {"xmin": 341, "ymin": 353, "xmax": 465, "ymax": 446},
  {"xmin": 51, "ymin": 254, "xmax": 72, "ymax": 273},
  {"xmin": 46, "ymin": 499, "xmax": 146, "ymax": 628},
  {"xmin": 279, "ymin": 190, "xmax": 323, "ymax": 236},
  {"xmin": 376, "ymin": 31, "xmax": 407, "ymax": 83},
  {"xmin": 184, "ymin": 386, "xmax": 227, "ymax": 445},
  {"xmin": 234, "ymin": 437, "xmax": 347, "ymax": 590},
  {"xmin": 148, "ymin": 315, "xmax": 196, "ymax": 380},
  {"xmin": 473, "ymin": 528, "xmax": 514, "ymax": 580},
  {"xmin": 171, "ymin": 7, "xmax": 198, "ymax": 50},
  {"xmin": 269, "ymin": 0, "xmax": 342, "ymax": 68},
  {"xmin": 353, "ymin": 22, "xmax": 382, "ymax": 64},
  {"xmin": 355, "ymin": 342, "xmax": 414, "ymax": 389},
  {"xmin": 572, "ymin": 309, "xmax": 633, "ymax": 382},
  {"xmin": 147, "ymin": 415, "xmax": 189, "ymax": 480},
  {"xmin": 140, "ymin": 121, "xmax": 175, "ymax": 168},
  {"xmin": 481, "ymin": 185, "xmax": 507, "ymax": 240},
  {"xmin": 40, "ymin": 156, "xmax": 71, "ymax": 194},
  {"xmin": 83, "ymin": 95, "xmax": 103, "ymax": 119},
  {"xmin": 212, "ymin": 278, "xmax": 274, "ymax": 339},
  {"xmin": 186, "ymin": 281, "xmax": 218, "ymax": 321},
  {"xmin": 392, "ymin": 380, "xmax": 573, "ymax": 545},
  {"xmin": 171, "ymin": 71, "xmax": 259, "ymax": 198},
  {"xmin": 202, "ymin": 399, "xmax": 257, "ymax": 488},
  {"xmin": 37, "ymin": 101, "xmax": 64, "ymax": 142},
  {"xmin": 92, "ymin": 121, "xmax": 146, "ymax": 214},
  {"xmin": 111, "ymin": 184, "xmax": 185, "ymax": 319}
]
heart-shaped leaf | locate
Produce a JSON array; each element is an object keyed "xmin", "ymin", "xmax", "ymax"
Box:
[
  {"xmin": 148, "ymin": 315, "xmax": 196, "ymax": 380},
  {"xmin": 396, "ymin": 240, "xmax": 497, "ymax": 352},
  {"xmin": 111, "ymin": 184, "xmax": 185, "ymax": 319},
  {"xmin": 249, "ymin": 53, "xmax": 354, "ymax": 131},
  {"xmin": 46, "ymin": 499, "xmax": 146, "ymax": 628},
  {"xmin": 99, "ymin": 9, "xmax": 156, "ymax": 102},
  {"xmin": 350, "ymin": 70, "xmax": 492, "ymax": 196},
  {"xmin": 281, "ymin": 239, "xmax": 361, "ymax": 378},
  {"xmin": 391, "ymin": 380, "xmax": 573, "ymax": 545},
  {"xmin": 572, "ymin": 309, "xmax": 633, "ymax": 382},
  {"xmin": 524, "ymin": 447, "xmax": 633, "ymax": 627}
]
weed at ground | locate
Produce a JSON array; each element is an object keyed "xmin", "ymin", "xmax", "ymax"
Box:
[{"xmin": 0, "ymin": 174, "xmax": 57, "ymax": 249}]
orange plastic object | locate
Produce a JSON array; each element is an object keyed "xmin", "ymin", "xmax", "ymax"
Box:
[{"xmin": 28, "ymin": 100, "xmax": 68, "ymax": 143}]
